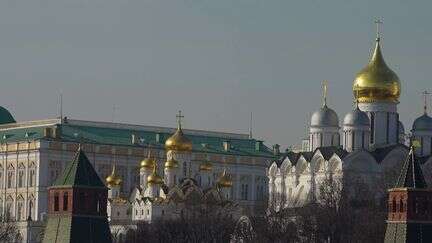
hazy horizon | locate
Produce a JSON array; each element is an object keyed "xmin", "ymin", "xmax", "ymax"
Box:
[{"xmin": 2, "ymin": 1, "xmax": 432, "ymax": 149}]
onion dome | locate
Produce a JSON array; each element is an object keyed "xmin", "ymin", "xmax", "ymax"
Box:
[
  {"xmin": 140, "ymin": 151, "xmax": 156, "ymax": 169},
  {"xmin": 105, "ymin": 164, "xmax": 122, "ymax": 187},
  {"xmin": 199, "ymin": 160, "xmax": 213, "ymax": 171},
  {"xmin": 311, "ymin": 105, "xmax": 339, "ymax": 127},
  {"xmin": 217, "ymin": 169, "xmax": 233, "ymax": 188},
  {"xmin": 0, "ymin": 106, "xmax": 15, "ymax": 125},
  {"xmin": 164, "ymin": 157, "xmax": 179, "ymax": 169},
  {"xmin": 165, "ymin": 111, "xmax": 193, "ymax": 152},
  {"xmin": 412, "ymin": 114, "xmax": 432, "ymax": 131},
  {"xmin": 343, "ymin": 107, "xmax": 370, "ymax": 127},
  {"xmin": 353, "ymin": 37, "xmax": 401, "ymax": 103},
  {"xmin": 147, "ymin": 164, "xmax": 164, "ymax": 185}
]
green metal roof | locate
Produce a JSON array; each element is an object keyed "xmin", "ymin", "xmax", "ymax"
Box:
[
  {"xmin": 0, "ymin": 121, "xmax": 274, "ymax": 158},
  {"xmin": 0, "ymin": 107, "xmax": 15, "ymax": 125},
  {"xmin": 53, "ymin": 148, "xmax": 106, "ymax": 188}
]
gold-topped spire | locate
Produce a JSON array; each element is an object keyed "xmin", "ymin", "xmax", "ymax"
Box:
[
  {"xmin": 165, "ymin": 111, "xmax": 193, "ymax": 151},
  {"xmin": 375, "ymin": 18, "xmax": 383, "ymax": 41},
  {"xmin": 217, "ymin": 168, "xmax": 233, "ymax": 188},
  {"xmin": 353, "ymin": 20, "xmax": 401, "ymax": 103},
  {"xmin": 106, "ymin": 164, "xmax": 122, "ymax": 187},
  {"xmin": 199, "ymin": 155, "xmax": 213, "ymax": 172},
  {"xmin": 140, "ymin": 150, "xmax": 156, "ymax": 169},
  {"xmin": 147, "ymin": 162, "xmax": 163, "ymax": 185}
]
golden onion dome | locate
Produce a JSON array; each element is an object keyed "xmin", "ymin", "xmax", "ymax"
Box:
[
  {"xmin": 147, "ymin": 164, "xmax": 164, "ymax": 185},
  {"xmin": 353, "ymin": 38, "xmax": 401, "ymax": 103},
  {"xmin": 217, "ymin": 169, "xmax": 233, "ymax": 188},
  {"xmin": 106, "ymin": 164, "xmax": 122, "ymax": 187},
  {"xmin": 164, "ymin": 157, "xmax": 179, "ymax": 169},
  {"xmin": 165, "ymin": 111, "xmax": 193, "ymax": 152},
  {"xmin": 140, "ymin": 151, "xmax": 156, "ymax": 169},
  {"xmin": 199, "ymin": 160, "xmax": 213, "ymax": 171}
]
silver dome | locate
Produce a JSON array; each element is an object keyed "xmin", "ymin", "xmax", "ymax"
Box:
[
  {"xmin": 343, "ymin": 108, "xmax": 370, "ymax": 126},
  {"xmin": 311, "ymin": 105, "xmax": 339, "ymax": 127},
  {"xmin": 412, "ymin": 114, "xmax": 432, "ymax": 131}
]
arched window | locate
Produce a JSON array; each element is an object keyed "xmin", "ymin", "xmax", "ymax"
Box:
[
  {"xmin": 183, "ymin": 162, "xmax": 187, "ymax": 177},
  {"xmin": 17, "ymin": 199, "xmax": 24, "ymax": 220},
  {"xmin": 392, "ymin": 197, "xmax": 397, "ymax": 213},
  {"xmin": 399, "ymin": 198, "xmax": 404, "ymax": 212},
  {"xmin": 54, "ymin": 193, "xmax": 59, "ymax": 211},
  {"xmin": 29, "ymin": 169, "xmax": 35, "ymax": 187},
  {"xmin": 63, "ymin": 192, "xmax": 68, "ymax": 211},
  {"xmin": 18, "ymin": 170, "xmax": 24, "ymax": 188}
]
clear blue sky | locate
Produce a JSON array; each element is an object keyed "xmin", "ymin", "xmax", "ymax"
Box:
[{"xmin": 1, "ymin": 0, "xmax": 431, "ymax": 148}]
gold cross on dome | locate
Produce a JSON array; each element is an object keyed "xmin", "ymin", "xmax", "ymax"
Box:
[
  {"xmin": 322, "ymin": 80, "xmax": 328, "ymax": 107},
  {"xmin": 375, "ymin": 18, "xmax": 383, "ymax": 40},
  {"xmin": 176, "ymin": 110, "xmax": 184, "ymax": 129},
  {"xmin": 422, "ymin": 90, "xmax": 431, "ymax": 114}
]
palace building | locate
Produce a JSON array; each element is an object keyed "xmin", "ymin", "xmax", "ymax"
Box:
[{"xmin": 0, "ymin": 110, "xmax": 273, "ymax": 242}]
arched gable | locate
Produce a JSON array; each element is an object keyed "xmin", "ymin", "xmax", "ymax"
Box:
[
  {"xmin": 310, "ymin": 152, "xmax": 326, "ymax": 173},
  {"xmin": 328, "ymin": 155, "xmax": 342, "ymax": 174},
  {"xmin": 343, "ymin": 150, "xmax": 380, "ymax": 173},
  {"xmin": 268, "ymin": 162, "xmax": 279, "ymax": 178},
  {"xmin": 280, "ymin": 159, "xmax": 293, "ymax": 176},
  {"xmin": 379, "ymin": 146, "xmax": 409, "ymax": 170},
  {"xmin": 295, "ymin": 157, "xmax": 309, "ymax": 175}
]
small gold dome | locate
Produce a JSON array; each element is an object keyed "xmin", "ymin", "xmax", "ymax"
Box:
[
  {"xmin": 353, "ymin": 38, "xmax": 401, "ymax": 103},
  {"xmin": 217, "ymin": 169, "xmax": 233, "ymax": 188},
  {"xmin": 140, "ymin": 151, "xmax": 156, "ymax": 169},
  {"xmin": 165, "ymin": 111, "xmax": 193, "ymax": 152},
  {"xmin": 164, "ymin": 157, "xmax": 179, "ymax": 169},
  {"xmin": 199, "ymin": 160, "xmax": 213, "ymax": 171},
  {"xmin": 106, "ymin": 165, "xmax": 122, "ymax": 187},
  {"xmin": 147, "ymin": 164, "xmax": 164, "ymax": 185}
]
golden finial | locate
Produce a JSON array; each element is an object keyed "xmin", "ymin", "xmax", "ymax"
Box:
[
  {"xmin": 176, "ymin": 110, "xmax": 184, "ymax": 130},
  {"xmin": 322, "ymin": 80, "xmax": 328, "ymax": 107},
  {"xmin": 422, "ymin": 91, "xmax": 430, "ymax": 115},
  {"xmin": 374, "ymin": 18, "xmax": 383, "ymax": 42}
]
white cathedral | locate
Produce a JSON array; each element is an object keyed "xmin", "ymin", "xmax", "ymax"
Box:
[
  {"xmin": 268, "ymin": 32, "xmax": 432, "ymax": 209},
  {"xmin": 106, "ymin": 117, "xmax": 239, "ymax": 238}
]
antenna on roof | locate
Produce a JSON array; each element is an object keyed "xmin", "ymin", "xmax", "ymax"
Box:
[
  {"xmin": 112, "ymin": 104, "xmax": 118, "ymax": 123},
  {"xmin": 58, "ymin": 91, "xmax": 63, "ymax": 123},
  {"xmin": 249, "ymin": 112, "xmax": 253, "ymax": 139}
]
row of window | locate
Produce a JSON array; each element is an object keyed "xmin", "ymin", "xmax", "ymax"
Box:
[{"xmin": 0, "ymin": 169, "xmax": 36, "ymax": 189}]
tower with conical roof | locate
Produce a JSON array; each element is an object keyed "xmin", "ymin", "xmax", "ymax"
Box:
[
  {"xmin": 139, "ymin": 150, "xmax": 156, "ymax": 188},
  {"xmin": 353, "ymin": 21, "xmax": 402, "ymax": 148},
  {"xmin": 42, "ymin": 147, "xmax": 112, "ymax": 243},
  {"xmin": 384, "ymin": 145, "xmax": 432, "ymax": 242}
]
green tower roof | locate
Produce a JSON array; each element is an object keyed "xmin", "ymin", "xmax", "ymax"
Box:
[
  {"xmin": 395, "ymin": 147, "xmax": 428, "ymax": 189},
  {"xmin": 53, "ymin": 147, "xmax": 105, "ymax": 188},
  {"xmin": 0, "ymin": 106, "xmax": 15, "ymax": 124}
]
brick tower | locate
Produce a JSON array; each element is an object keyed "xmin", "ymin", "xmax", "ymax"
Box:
[
  {"xmin": 384, "ymin": 146, "xmax": 432, "ymax": 242},
  {"xmin": 42, "ymin": 146, "xmax": 112, "ymax": 243}
]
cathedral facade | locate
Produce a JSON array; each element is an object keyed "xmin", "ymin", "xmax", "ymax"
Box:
[
  {"xmin": 268, "ymin": 33, "xmax": 432, "ymax": 209},
  {"xmin": 0, "ymin": 111, "xmax": 273, "ymax": 242}
]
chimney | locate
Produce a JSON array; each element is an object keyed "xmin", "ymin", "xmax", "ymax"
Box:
[
  {"xmin": 255, "ymin": 141, "xmax": 263, "ymax": 151},
  {"xmin": 223, "ymin": 141, "xmax": 231, "ymax": 152},
  {"xmin": 44, "ymin": 127, "xmax": 53, "ymax": 138},
  {"xmin": 131, "ymin": 134, "xmax": 137, "ymax": 145},
  {"xmin": 53, "ymin": 126, "xmax": 62, "ymax": 139}
]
